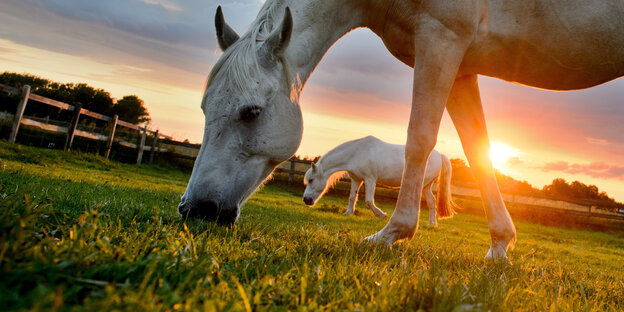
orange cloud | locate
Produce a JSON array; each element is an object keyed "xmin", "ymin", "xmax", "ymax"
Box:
[{"xmin": 541, "ymin": 161, "xmax": 624, "ymax": 181}]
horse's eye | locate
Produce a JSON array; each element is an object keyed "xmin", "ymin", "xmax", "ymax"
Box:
[
  {"xmin": 308, "ymin": 179, "xmax": 314, "ymax": 183},
  {"xmin": 239, "ymin": 105, "xmax": 262, "ymax": 122}
]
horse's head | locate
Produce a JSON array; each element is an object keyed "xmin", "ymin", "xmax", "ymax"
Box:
[
  {"xmin": 302, "ymin": 163, "xmax": 327, "ymax": 205},
  {"xmin": 179, "ymin": 6, "xmax": 302, "ymax": 224}
]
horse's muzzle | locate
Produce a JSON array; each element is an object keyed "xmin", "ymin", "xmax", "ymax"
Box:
[
  {"xmin": 303, "ymin": 197, "xmax": 314, "ymax": 205},
  {"xmin": 178, "ymin": 199, "xmax": 238, "ymax": 225}
]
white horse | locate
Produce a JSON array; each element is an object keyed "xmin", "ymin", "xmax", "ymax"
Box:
[
  {"xmin": 302, "ymin": 136, "xmax": 458, "ymax": 226},
  {"xmin": 179, "ymin": 0, "xmax": 624, "ymax": 261}
]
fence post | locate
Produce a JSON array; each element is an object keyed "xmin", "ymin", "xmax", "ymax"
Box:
[
  {"xmin": 105, "ymin": 114, "xmax": 118, "ymax": 159},
  {"xmin": 288, "ymin": 158, "xmax": 295, "ymax": 185},
  {"xmin": 149, "ymin": 130, "xmax": 159, "ymax": 164},
  {"xmin": 136, "ymin": 127, "xmax": 147, "ymax": 165},
  {"xmin": 8, "ymin": 85, "xmax": 31, "ymax": 143},
  {"xmin": 64, "ymin": 102, "xmax": 82, "ymax": 151}
]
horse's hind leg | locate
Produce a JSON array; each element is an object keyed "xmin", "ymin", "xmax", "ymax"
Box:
[
  {"xmin": 344, "ymin": 177, "xmax": 362, "ymax": 215},
  {"xmin": 423, "ymin": 182, "xmax": 437, "ymax": 227},
  {"xmin": 364, "ymin": 178, "xmax": 386, "ymax": 218},
  {"xmin": 446, "ymin": 75, "xmax": 516, "ymax": 261}
]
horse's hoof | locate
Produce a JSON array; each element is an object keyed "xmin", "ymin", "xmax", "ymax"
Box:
[
  {"xmin": 426, "ymin": 222, "xmax": 438, "ymax": 228},
  {"xmin": 485, "ymin": 255, "xmax": 513, "ymax": 266},
  {"xmin": 485, "ymin": 246, "xmax": 512, "ymax": 265},
  {"xmin": 372, "ymin": 210, "xmax": 387, "ymax": 219},
  {"xmin": 363, "ymin": 232, "xmax": 393, "ymax": 248},
  {"xmin": 343, "ymin": 211, "xmax": 354, "ymax": 216}
]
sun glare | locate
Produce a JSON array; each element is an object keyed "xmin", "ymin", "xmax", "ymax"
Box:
[{"xmin": 489, "ymin": 141, "xmax": 516, "ymax": 168}]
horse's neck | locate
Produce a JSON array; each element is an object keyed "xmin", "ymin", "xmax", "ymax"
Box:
[
  {"xmin": 318, "ymin": 142, "xmax": 359, "ymax": 176},
  {"xmin": 280, "ymin": 0, "xmax": 387, "ymax": 91}
]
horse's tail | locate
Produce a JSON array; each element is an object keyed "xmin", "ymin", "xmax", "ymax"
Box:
[{"xmin": 436, "ymin": 154, "xmax": 461, "ymax": 219}]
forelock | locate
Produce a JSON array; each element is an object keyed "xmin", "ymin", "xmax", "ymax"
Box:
[{"xmin": 203, "ymin": 0, "xmax": 293, "ymax": 111}]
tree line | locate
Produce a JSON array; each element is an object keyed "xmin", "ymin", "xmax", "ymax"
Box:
[
  {"xmin": 449, "ymin": 158, "xmax": 623, "ymax": 210},
  {"xmin": 0, "ymin": 72, "xmax": 150, "ymax": 124}
]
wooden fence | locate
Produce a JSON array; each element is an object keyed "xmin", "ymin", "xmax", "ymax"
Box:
[
  {"xmin": 274, "ymin": 157, "xmax": 624, "ymax": 222},
  {"xmin": 1, "ymin": 83, "xmax": 172, "ymax": 165},
  {"xmin": 2, "ymin": 83, "xmax": 623, "ymax": 221}
]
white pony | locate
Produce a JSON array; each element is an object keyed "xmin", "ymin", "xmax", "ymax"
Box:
[
  {"xmin": 180, "ymin": 0, "xmax": 624, "ymax": 261},
  {"xmin": 302, "ymin": 136, "xmax": 458, "ymax": 226}
]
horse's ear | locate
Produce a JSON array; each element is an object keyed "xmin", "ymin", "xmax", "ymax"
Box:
[
  {"xmin": 264, "ymin": 7, "xmax": 293, "ymax": 55},
  {"xmin": 311, "ymin": 163, "xmax": 317, "ymax": 171},
  {"xmin": 215, "ymin": 6, "xmax": 240, "ymax": 51}
]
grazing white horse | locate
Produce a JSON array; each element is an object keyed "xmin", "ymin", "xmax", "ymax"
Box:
[
  {"xmin": 302, "ymin": 136, "xmax": 458, "ymax": 226},
  {"xmin": 179, "ymin": 0, "xmax": 624, "ymax": 261}
]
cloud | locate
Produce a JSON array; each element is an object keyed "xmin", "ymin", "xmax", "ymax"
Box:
[
  {"xmin": 541, "ymin": 161, "xmax": 624, "ymax": 181},
  {"xmin": 317, "ymin": 29, "xmax": 410, "ymax": 77},
  {"xmin": 27, "ymin": 0, "xmax": 212, "ymax": 49},
  {"xmin": 478, "ymin": 76, "xmax": 624, "ymax": 167},
  {"xmin": 541, "ymin": 161, "xmax": 569, "ymax": 171},
  {"xmin": 480, "ymin": 77, "xmax": 624, "ymax": 148},
  {"xmin": 140, "ymin": 0, "xmax": 183, "ymax": 12},
  {"xmin": 505, "ymin": 156, "xmax": 525, "ymax": 166},
  {"xmin": 307, "ymin": 29, "xmax": 413, "ymax": 104},
  {"xmin": 586, "ymin": 137, "xmax": 611, "ymax": 146},
  {"xmin": 17, "ymin": 0, "xmax": 263, "ymax": 51},
  {"xmin": 0, "ymin": 0, "xmax": 223, "ymax": 78},
  {"xmin": 2, "ymin": 0, "xmax": 623, "ymax": 181}
]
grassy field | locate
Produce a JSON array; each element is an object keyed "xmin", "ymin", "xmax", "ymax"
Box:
[{"xmin": 1, "ymin": 142, "xmax": 623, "ymax": 311}]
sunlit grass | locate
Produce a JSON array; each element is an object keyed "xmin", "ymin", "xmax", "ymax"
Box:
[{"xmin": 0, "ymin": 141, "xmax": 623, "ymax": 311}]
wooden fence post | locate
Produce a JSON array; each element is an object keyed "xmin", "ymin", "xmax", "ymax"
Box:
[
  {"xmin": 149, "ymin": 130, "xmax": 159, "ymax": 164},
  {"xmin": 105, "ymin": 114, "xmax": 118, "ymax": 159},
  {"xmin": 136, "ymin": 127, "xmax": 147, "ymax": 165},
  {"xmin": 8, "ymin": 85, "xmax": 31, "ymax": 143},
  {"xmin": 288, "ymin": 159, "xmax": 295, "ymax": 185},
  {"xmin": 64, "ymin": 102, "xmax": 82, "ymax": 151}
]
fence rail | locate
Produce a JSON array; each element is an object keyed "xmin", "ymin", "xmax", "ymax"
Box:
[
  {"xmin": 2, "ymin": 83, "xmax": 623, "ymax": 221},
  {"xmin": 274, "ymin": 157, "xmax": 624, "ymax": 221},
  {"xmin": 1, "ymin": 83, "xmax": 170, "ymax": 164}
]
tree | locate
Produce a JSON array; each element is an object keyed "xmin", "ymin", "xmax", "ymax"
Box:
[
  {"xmin": 113, "ymin": 95, "xmax": 151, "ymax": 124},
  {"xmin": 449, "ymin": 158, "xmax": 475, "ymax": 185},
  {"xmin": 0, "ymin": 72, "xmax": 152, "ymax": 125},
  {"xmin": 0, "ymin": 72, "xmax": 49, "ymax": 91},
  {"xmin": 0, "ymin": 72, "xmax": 116, "ymax": 117},
  {"xmin": 72, "ymin": 83, "xmax": 114, "ymax": 115},
  {"xmin": 542, "ymin": 178, "xmax": 623, "ymax": 210}
]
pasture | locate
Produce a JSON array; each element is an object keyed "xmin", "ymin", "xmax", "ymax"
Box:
[{"xmin": 1, "ymin": 142, "xmax": 623, "ymax": 311}]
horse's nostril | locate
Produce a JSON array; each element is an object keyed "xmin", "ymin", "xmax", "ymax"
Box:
[
  {"xmin": 197, "ymin": 199, "xmax": 220, "ymax": 211},
  {"xmin": 216, "ymin": 208, "xmax": 238, "ymax": 226},
  {"xmin": 178, "ymin": 202, "xmax": 191, "ymax": 217},
  {"xmin": 179, "ymin": 198, "xmax": 238, "ymax": 225},
  {"xmin": 179, "ymin": 199, "xmax": 219, "ymax": 220},
  {"xmin": 194, "ymin": 199, "xmax": 220, "ymax": 220},
  {"xmin": 303, "ymin": 197, "xmax": 313, "ymax": 205}
]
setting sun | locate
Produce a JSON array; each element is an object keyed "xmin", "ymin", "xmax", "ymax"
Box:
[{"xmin": 489, "ymin": 141, "xmax": 516, "ymax": 168}]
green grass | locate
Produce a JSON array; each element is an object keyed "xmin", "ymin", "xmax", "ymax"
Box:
[{"xmin": 1, "ymin": 141, "xmax": 623, "ymax": 311}]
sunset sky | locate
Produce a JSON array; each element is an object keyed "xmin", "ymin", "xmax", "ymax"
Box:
[{"xmin": 1, "ymin": 0, "xmax": 623, "ymax": 201}]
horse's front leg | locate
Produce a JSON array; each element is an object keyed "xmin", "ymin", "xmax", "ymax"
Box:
[
  {"xmin": 366, "ymin": 28, "xmax": 468, "ymax": 246},
  {"xmin": 446, "ymin": 75, "xmax": 516, "ymax": 261},
  {"xmin": 344, "ymin": 177, "xmax": 362, "ymax": 215}
]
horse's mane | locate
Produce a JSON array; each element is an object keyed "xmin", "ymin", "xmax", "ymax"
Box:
[
  {"xmin": 325, "ymin": 171, "xmax": 346, "ymax": 190},
  {"xmin": 205, "ymin": 0, "xmax": 294, "ymax": 108}
]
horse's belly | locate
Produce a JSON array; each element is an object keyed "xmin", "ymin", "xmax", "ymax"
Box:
[
  {"xmin": 462, "ymin": 0, "xmax": 624, "ymax": 90},
  {"xmin": 376, "ymin": 176, "xmax": 402, "ymax": 188},
  {"xmin": 463, "ymin": 46, "xmax": 624, "ymax": 90},
  {"xmin": 374, "ymin": 153, "xmax": 405, "ymax": 187}
]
